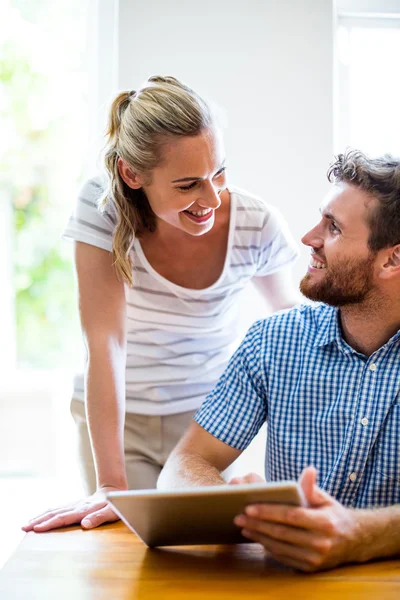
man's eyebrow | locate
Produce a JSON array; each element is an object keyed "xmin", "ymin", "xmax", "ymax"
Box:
[
  {"xmin": 320, "ymin": 209, "xmax": 345, "ymax": 230},
  {"xmin": 171, "ymin": 161, "xmax": 226, "ymax": 183}
]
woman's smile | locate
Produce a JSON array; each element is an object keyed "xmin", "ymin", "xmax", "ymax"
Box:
[{"xmin": 182, "ymin": 207, "xmax": 214, "ymax": 224}]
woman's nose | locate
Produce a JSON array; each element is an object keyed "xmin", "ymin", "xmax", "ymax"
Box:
[{"xmin": 199, "ymin": 181, "xmax": 222, "ymax": 209}]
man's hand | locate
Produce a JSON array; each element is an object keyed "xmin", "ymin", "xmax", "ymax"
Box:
[
  {"xmin": 21, "ymin": 486, "xmax": 122, "ymax": 532},
  {"xmin": 234, "ymin": 466, "xmax": 363, "ymax": 572},
  {"xmin": 228, "ymin": 473, "xmax": 265, "ymax": 485}
]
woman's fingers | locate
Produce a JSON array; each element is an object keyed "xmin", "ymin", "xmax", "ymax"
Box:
[
  {"xmin": 22, "ymin": 506, "xmax": 80, "ymax": 532},
  {"xmin": 22, "ymin": 497, "xmax": 114, "ymax": 532},
  {"xmin": 81, "ymin": 505, "xmax": 120, "ymax": 529},
  {"xmin": 22, "ymin": 503, "xmax": 78, "ymax": 530},
  {"xmin": 31, "ymin": 509, "xmax": 92, "ymax": 532},
  {"xmin": 31, "ymin": 502, "xmax": 118, "ymax": 532}
]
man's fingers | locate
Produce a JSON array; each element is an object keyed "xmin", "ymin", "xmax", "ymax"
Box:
[
  {"xmin": 298, "ymin": 466, "xmax": 317, "ymax": 500},
  {"xmin": 229, "ymin": 473, "xmax": 265, "ymax": 485},
  {"xmin": 235, "ymin": 515, "xmax": 325, "ymax": 549},
  {"xmin": 272, "ymin": 553, "xmax": 317, "ymax": 573},
  {"xmin": 243, "ymin": 504, "xmax": 337, "ymax": 534},
  {"xmin": 241, "ymin": 529, "xmax": 321, "ymax": 569},
  {"xmin": 229, "ymin": 477, "xmax": 244, "ymax": 485},
  {"xmin": 299, "ymin": 466, "xmax": 334, "ymax": 508}
]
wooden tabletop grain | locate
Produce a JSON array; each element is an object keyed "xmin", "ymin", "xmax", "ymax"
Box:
[{"xmin": 1, "ymin": 522, "xmax": 400, "ymax": 600}]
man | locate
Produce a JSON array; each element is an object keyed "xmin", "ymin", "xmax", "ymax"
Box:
[{"xmin": 158, "ymin": 149, "xmax": 400, "ymax": 572}]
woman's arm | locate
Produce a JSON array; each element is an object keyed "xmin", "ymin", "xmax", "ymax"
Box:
[
  {"xmin": 76, "ymin": 241, "xmax": 128, "ymax": 491},
  {"xmin": 252, "ymin": 267, "xmax": 302, "ymax": 312},
  {"xmin": 22, "ymin": 241, "xmax": 128, "ymax": 532}
]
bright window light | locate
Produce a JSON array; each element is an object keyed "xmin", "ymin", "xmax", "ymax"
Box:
[{"xmin": 336, "ymin": 19, "xmax": 400, "ymax": 156}]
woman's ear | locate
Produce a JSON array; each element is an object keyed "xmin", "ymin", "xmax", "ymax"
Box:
[{"xmin": 117, "ymin": 158, "xmax": 144, "ymax": 189}]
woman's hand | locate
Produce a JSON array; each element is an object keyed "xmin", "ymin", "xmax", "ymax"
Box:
[{"xmin": 21, "ymin": 486, "xmax": 123, "ymax": 533}]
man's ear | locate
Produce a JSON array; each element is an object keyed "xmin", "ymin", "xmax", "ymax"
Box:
[
  {"xmin": 380, "ymin": 245, "xmax": 400, "ymax": 279},
  {"xmin": 117, "ymin": 158, "xmax": 144, "ymax": 189}
]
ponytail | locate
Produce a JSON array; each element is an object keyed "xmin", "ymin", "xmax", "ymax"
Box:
[{"xmin": 99, "ymin": 76, "xmax": 214, "ymax": 286}]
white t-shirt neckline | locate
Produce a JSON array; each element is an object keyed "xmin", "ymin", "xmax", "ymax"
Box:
[
  {"xmin": 133, "ymin": 190, "xmax": 237, "ymax": 295},
  {"xmin": 63, "ymin": 177, "xmax": 299, "ymax": 415}
]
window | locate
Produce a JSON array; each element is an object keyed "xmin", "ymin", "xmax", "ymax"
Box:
[
  {"xmin": 335, "ymin": 3, "xmax": 400, "ymax": 154},
  {"xmin": 0, "ymin": 0, "xmax": 92, "ymax": 566}
]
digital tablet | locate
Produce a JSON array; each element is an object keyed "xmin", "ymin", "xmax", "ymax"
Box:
[{"xmin": 106, "ymin": 481, "xmax": 306, "ymax": 547}]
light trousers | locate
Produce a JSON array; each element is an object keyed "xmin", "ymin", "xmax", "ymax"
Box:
[{"xmin": 70, "ymin": 398, "xmax": 195, "ymax": 494}]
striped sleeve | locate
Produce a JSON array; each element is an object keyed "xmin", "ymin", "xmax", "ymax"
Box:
[
  {"xmin": 62, "ymin": 176, "xmax": 115, "ymax": 252},
  {"xmin": 255, "ymin": 205, "xmax": 299, "ymax": 276}
]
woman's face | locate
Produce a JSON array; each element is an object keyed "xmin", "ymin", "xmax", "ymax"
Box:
[{"xmin": 122, "ymin": 127, "xmax": 227, "ymax": 237}]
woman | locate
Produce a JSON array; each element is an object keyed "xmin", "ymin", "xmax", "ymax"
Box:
[{"xmin": 23, "ymin": 76, "xmax": 299, "ymax": 533}]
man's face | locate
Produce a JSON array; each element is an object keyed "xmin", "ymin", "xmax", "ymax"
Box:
[{"xmin": 300, "ymin": 183, "xmax": 378, "ymax": 306}]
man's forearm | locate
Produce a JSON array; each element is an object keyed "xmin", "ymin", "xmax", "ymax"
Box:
[
  {"xmin": 158, "ymin": 451, "xmax": 225, "ymax": 489},
  {"xmin": 354, "ymin": 504, "xmax": 400, "ymax": 563}
]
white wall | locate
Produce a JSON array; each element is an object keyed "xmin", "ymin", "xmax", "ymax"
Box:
[{"xmin": 117, "ymin": 0, "xmax": 334, "ymax": 283}]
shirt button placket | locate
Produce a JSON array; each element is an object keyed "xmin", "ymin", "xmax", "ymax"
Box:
[{"xmin": 346, "ymin": 362, "xmax": 376, "ymax": 502}]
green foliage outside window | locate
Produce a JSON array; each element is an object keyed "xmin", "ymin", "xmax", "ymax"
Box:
[{"xmin": 0, "ymin": 2, "xmax": 88, "ymax": 368}]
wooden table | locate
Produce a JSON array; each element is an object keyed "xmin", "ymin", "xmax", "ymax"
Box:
[{"xmin": 1, "ymin": 522, "xmax": 400, "ymax": 600}]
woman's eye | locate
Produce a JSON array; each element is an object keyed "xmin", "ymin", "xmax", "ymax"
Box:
[
  {"xmin": 214, "ymin": 167, "xmax": 226, "ymax": 179},
  {"xmin": 177, "ymin": 168, "xmax": 226, "ymax": 191},
  {"xmin": 177, "ymin": 181, "xmax": 198, "ymax": 191}
]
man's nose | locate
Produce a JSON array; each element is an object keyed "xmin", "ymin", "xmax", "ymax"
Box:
[{"xmin": 301, "ymin": 224, "xmax": 323, "ymax": 248}]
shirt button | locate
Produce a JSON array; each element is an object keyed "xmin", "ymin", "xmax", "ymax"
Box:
[
  {"xmin": 361, "ymin": 417, "xmax": 369, "ymax": 426},
  {"xmin": 369, "ymin": 363, "xmax": 377, "ymax": 371},
  {"xmin": 349, "ymin": 472, "xmax": 357, "ymax": 482}
]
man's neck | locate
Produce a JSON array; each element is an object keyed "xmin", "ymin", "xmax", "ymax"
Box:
[{"xmin": 339, "ymin": 298, "xmax": 400, "ymax": 356}]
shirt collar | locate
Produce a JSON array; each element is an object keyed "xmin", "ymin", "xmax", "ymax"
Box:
[
  {"xmin": 313, "ymin": 305, "xmax": 341, "ymax": 349},
  {"xmin": 312, "ymin": 304, "xmax": 400, "ymax": 354}
]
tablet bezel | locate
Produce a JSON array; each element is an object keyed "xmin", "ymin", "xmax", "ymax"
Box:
[{"xmin": 106, "ymin": 481, "xmax": 306, "ymax": 547}]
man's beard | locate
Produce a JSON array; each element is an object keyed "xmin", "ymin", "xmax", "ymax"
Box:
[{"xmin": 299, "ymin": 253, "xmax": 376, "ymax": 307}]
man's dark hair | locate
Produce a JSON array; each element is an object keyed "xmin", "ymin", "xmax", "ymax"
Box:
[{"xmin": 327, "ymin": 149, "xmax": 400, "ymax": 251}]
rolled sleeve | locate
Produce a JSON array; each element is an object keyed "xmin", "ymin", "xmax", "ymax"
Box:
[{"xmin": 194, "ymin": 320, "xmax": 268, "ymax": 449}]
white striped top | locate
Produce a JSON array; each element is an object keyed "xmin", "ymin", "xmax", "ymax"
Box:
[{"xmin": 63, "ymin": 176, "xmax": 298, "ymax": 415}]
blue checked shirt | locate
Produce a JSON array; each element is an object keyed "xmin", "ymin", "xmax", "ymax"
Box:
[{"xmin": 194, "ymin": 304, "xmax": 400, "ymax": 508}]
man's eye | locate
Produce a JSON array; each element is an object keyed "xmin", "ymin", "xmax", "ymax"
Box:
[
  {"xmin": 330, "ymin": 222, "xmax": 341, "ymax": 234},
  {"xmin": 177, "ymin": 182, "xmax": 198, "ymax": 191}
]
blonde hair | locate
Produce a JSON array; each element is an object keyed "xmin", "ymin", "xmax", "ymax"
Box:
[{"xmin": 100, "ymin": 75, "xmax": 214, "ymax": 286}]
